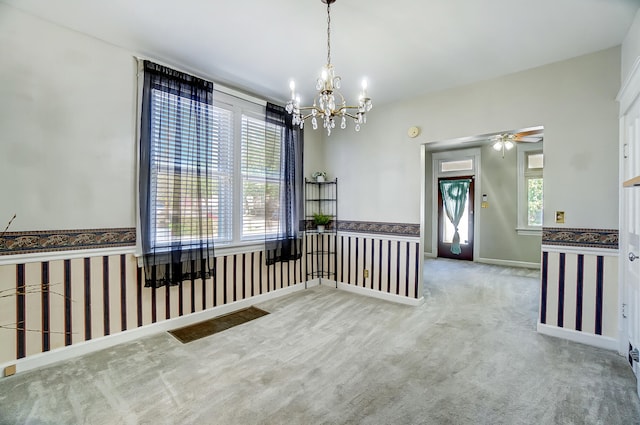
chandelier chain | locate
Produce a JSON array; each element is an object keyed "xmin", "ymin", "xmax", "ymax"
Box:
[
  {"xmin": 285, "ymin": 0, "xmax": 372, "ymax": 135},
  {"xmin": 326, "ymin": 2, "xmax": 331, "ymax": 65}
]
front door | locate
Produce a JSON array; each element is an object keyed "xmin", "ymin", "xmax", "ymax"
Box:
[{"xmin": 438, "ymin": 176, "xmax": 474, "ymax": 260}]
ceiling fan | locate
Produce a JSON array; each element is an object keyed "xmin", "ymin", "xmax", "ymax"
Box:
[{"xmin": 491, "ymin": 130, "xmax": 543, "ymax": 157}]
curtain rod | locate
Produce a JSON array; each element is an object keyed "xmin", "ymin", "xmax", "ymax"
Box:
[{"xmin": 135, "ymin": 56, "xmax": 266, "ymax": 107}]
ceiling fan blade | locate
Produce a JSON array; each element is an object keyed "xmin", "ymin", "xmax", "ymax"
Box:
[
  {"xmin": 515, "ymin": 136, "xmax": 543, "ymax": 143},
  {"xmin": 514, "ymin": 129, "xmax": 543, "ymax": 138}
]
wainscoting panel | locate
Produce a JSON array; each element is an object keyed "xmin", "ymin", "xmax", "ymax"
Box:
[
  {"xmin": 540, "ymin": 247, "xmax": 618, "ymax": 343},
  {"xmin": 336, "ymin": 233, "xmax": 421, "ymax": 300},
  {"xmin": 1, "ymin": 223, "xmax": 422, "ymax": 370},
  {"xmin": 0, "ymin": 249, "xmax": 305, "ymax": 366}
]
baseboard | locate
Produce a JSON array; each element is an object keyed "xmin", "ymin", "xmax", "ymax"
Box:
[
  {"xmin": 322, "ymin": 279, "xmax": 424, "ymax": 306},
  {"xmin": 306, "ymin": 278, "xmax": 320, "ymax": 288},
  {"xmin": 537, "ymin": 323, "xmax": 618, "ymax": 351},
  {"xmin": 424, "ymin": 254, "xmax": 539, "ymax": 269},
  {"xmin": 1, "ymin": 282, "xmax": 308, "ymax": 378},
  {"xmin": 476, "ymin": 257, "xmax": 540, "ymax": 269}
]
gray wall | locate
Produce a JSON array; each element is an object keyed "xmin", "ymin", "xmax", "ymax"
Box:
[
  {"xmin": 423, "ymin": 144, "xmax": 541, "ymax": 264},
  {"xmin": 303, "ymin": 127, "xmax": 325, "ymax": 181},
  {"xmin": 622, "ymin": 8, "xmax": 640, "ymax": 84},
  {"xmin": 323, "ymin": 47, "xmax": 621, "ymax": 233},
  {"xmin": 0, "ymin": 3, "xmax": 327, "ymax": 233},
  {"xmin": 0, "ymin": 4, "xmax": 137, "ymax": 231},
  {"xmin": 478, "ymin": 144, "xmax": 541, "ymax": 263}
]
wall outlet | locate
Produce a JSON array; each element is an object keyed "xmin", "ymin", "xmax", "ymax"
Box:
[{"xmin": 363, "ymin": 269, "xmax": 369, "ymax": 278}]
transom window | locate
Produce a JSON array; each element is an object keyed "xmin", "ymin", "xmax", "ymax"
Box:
[{"xmin": 440, "ymin": 159, "xmax": 473, "ymax": 173}]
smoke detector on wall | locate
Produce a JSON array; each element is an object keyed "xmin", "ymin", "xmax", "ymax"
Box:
[{"xmin": 408, "ymin": 126, "xmax": 420, "ymax": 138}]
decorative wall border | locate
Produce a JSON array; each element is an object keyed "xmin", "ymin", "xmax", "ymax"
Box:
[
  {"xmin": 0, "ymin": 228, "xmax": 136, "ymax": 256},
  {"xmin": 542, "ymin": 227, "xmax": 618, "ymax": 250},
  {"xmin": 1, "ymin": 221, "xmax": 421, "ymax": 255},
  {"xmin": 336, "ymin": 221, "xmax": 420, "ymax": 237}
]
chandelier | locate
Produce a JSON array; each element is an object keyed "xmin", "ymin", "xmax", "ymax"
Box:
[
  {"xmin": 285, "ymin": 0, "xmax": 372, "ymax": 136},
  {"xmin": 492, "ymin": 134, "xmax": 515, "ymax": 158}
]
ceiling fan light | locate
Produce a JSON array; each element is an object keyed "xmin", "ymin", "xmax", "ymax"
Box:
[
  {"xmin": 504, "ymin": 141, "xmax": 514, "ymax": 150},
  {"xmin": 493, "ymin": 141, "xmax": 503, "ymax": 151}
]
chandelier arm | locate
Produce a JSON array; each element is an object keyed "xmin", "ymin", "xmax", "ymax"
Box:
[
  {"xmin": 341, "ymin": 112, "xmax": 360, "ymax": 120},
  {"xmin": 298, "ymin": 109, "xmax": 363, "ymax": 121},
  {"xmin": 336, "ymin": 109, "xmax": 365, "ymax": 120},
  {"xmin": 297, "ymin": 106, "xmax": 321, "ymax": 112}
]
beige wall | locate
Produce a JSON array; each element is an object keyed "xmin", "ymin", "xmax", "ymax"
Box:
[
  {"xmin": 0, "ymin": 250, "xmax": 307, "ymax": 366},
  {"xmin": 324, "ymin": 47, "xmax": 621, "ymax": 233}
]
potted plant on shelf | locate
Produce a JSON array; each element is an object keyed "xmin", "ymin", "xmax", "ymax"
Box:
[
  {"xmin": 312, "ymin": 171, "xmax": 327, "ymax": 183},
  {"xmin": 313, "ymin": 212, "xmax": 332, "ymax": 233}
]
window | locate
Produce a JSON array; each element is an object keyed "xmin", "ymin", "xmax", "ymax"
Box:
[
  {"xmin": 204, "ymin": 91, "xmax": 286, "ymax": 247},
  {"xmin": 440, "ymin": 159, "xmax": 473, "ymax": 173},
  {"xmin": 145, "ymin": 86, "xmax": 285, "ymax": 252},
  {"xmin": 240, "ymin": 112, "xmax": 283, "ymax": 240},
  {"xmin": 148, "ymin": 89, "xmax": 234, "ymax": 247},
  {"xmin": 517, "ymin": 144, "xmax": 543, "ymax": 235}
]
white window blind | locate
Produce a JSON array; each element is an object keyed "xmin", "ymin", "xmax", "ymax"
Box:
[
  {"xmin": 146, "ymin": 83, "xmax": 283, "ymax": 250},
  {"xmin": 211, "ymin": 104, "xmax": 234, "ymax": 243},
  {"xmin": 148, "ymin": 89, "xmax": 234, "ymax": 248},
  {"xmin": 241, "ymin": 113, "xmax": 283, "ymax": 240}
]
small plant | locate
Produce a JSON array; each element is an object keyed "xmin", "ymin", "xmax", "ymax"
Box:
[
  {"xmin": 312, "ymin": 171, "xmax": 327, "ymax": 182},
  {"xmin": 313, "ymin": 212, "xmax": 332, "ymax": 226}
]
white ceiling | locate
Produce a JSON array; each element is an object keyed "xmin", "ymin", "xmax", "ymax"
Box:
[{"xmin": 2, "ymin": 0, "xmax": 639, "ymax": 106}]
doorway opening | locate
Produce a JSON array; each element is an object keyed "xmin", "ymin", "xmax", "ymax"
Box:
[
  {"xmin": 424, "ymin": 127, "xmax": 544, "ymax": 267},
  {"xmin": 430, "ymin": 148, "xmax": 481, "ymax": 261},
  {"xmin": 438, "ymin": 176, "xmax": 474, "ymax": 260}
]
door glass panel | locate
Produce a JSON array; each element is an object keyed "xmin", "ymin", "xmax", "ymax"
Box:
[{"xmin": 443, "ymin": 191, "xmax": 469, "ymax": 244}]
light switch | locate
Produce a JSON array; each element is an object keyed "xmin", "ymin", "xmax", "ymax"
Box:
[{"xmin": 555, "ymin": 211, "xmax": 565, "ymax": 224}]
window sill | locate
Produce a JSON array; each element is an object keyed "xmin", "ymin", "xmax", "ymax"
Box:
[
  {"xmin": 214, "ymin": 241, "xmax": 267, "ymax": 256},
  {"xmin": 516, "ymin": 227, "xmax": 542, "ymax": 236},
  {"xmin": 139, "ymin": 241, "xmax": 267, "ymax": 259}
]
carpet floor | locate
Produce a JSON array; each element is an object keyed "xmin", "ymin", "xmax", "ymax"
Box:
[{"xmin": 0, "ymin": 259, "xmax": 639, "ymax": 424}]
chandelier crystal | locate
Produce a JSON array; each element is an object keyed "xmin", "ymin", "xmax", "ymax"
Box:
[{"xmin": 285, "ymin": 0, "xmax": 372, "ymax": 136}]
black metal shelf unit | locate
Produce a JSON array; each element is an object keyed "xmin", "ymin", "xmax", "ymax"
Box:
[{"xmin": 305, "ymin": 178, "xmax": 337, "ymax": 286}]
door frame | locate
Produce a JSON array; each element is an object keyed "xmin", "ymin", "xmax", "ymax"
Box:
[
  {"xmin": 618, "ymin": 58, "xmax": 640, "ymax": 364},
  {"xmin": 431, "ymin": 148, "xmax": 481, "ymax": 260}
]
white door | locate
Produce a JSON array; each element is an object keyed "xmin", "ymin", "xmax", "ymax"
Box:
[{"xmin": 622, "ymin": 94, "xmax": 640, "ymax": 397}]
